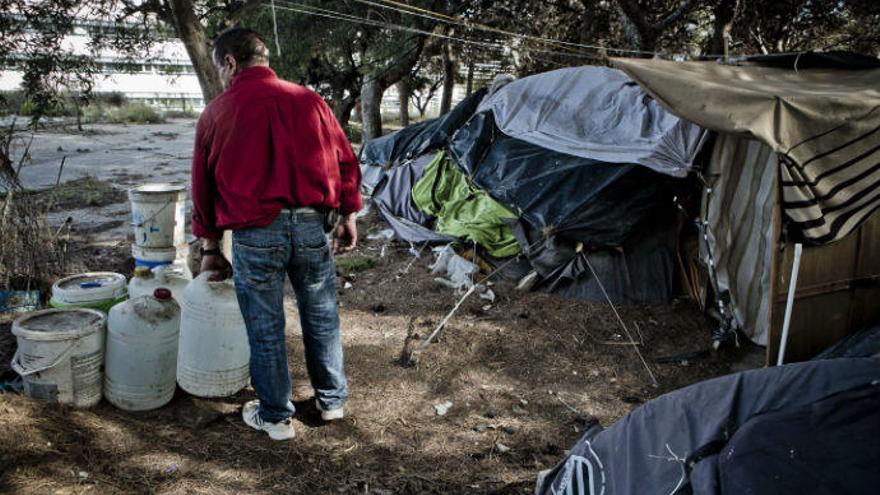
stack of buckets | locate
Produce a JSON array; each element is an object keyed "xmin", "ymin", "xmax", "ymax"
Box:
[
  {"xmin": 129, "ymin": 184, "xmax": 191, "ymax": 277},
  {"xmin": 11, "ymin": 183, "xmax": 251, "ymax": 410}
]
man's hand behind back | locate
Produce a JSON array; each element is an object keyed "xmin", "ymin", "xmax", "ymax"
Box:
[
  {"xmin": 201, "ymin": 253, "xmax": 232, "ymax": 281},
  {"xmin": 199, "ymin": 238, "xmax": 232, "ymax": 281},
  {"xmin": 332, "ymin": 213, "xmax": 357, "ymax": 255}
]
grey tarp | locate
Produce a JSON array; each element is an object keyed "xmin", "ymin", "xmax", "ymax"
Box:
[
  {"xmin": 702, "ymin": 135, "xmax": 778, "ymax": 345},
  {"xmin": 372, "ymin": 153, "xmax": 455, "ymax": 243},
  {"xmin": 614, "ymin": 57, "xmax": 880, "ymax": 244},
  {"xmin": 475, "ymin": 66, "xmax": 707, "ymax": 178},
  {"xmin": 535, "ymin": 357, "xmax": 880, "ymax": 495},
  {"xmin": 361, "ymin": 163, "xmax": 387, "ymax": 196}
]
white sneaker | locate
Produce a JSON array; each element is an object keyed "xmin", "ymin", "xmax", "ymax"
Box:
[
  {"xmin": 242, "ymin": 400, "xmax": 296, "ymax": 440},
  {"xmin": 316, "ymin": 399, "xmax": 344, "ymax": 421}
]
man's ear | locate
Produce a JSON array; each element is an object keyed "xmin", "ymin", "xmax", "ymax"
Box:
[{"xmin": 224, "ymin": 54, "xmax": 237, "ymax": 72}]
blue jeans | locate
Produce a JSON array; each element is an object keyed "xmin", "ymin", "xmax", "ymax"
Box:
[{"xmin": 231, "ymin": 209, "xmax": 347, "ymax": 423}]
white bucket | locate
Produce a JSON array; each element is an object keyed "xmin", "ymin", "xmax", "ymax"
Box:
[
  {"xmin": 11, "ymin": 308, "xmax": 106, "ymax": 407},
  {"xmin": 132, "ymin": 243, "xmax": 192, "ymax": 279},
  {"xmin": 129, "ymin": 184, "xmax": 187, "ymax": 248},
  {"xmin": 50, "ymin": 272, "xmax": 128, "ymax": 313}
]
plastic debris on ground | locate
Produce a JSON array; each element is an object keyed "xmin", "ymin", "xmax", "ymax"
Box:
[
  {"xmin": 366, "ymin": 228, "xmax": 395, "ymax": 241},
  {"xmin": 434, "ymin": 401, "xmax": 453, "ymax": 416},
  {"xmin": 429, "ymin": 244, "xmax": 497, "ymax": 301}
]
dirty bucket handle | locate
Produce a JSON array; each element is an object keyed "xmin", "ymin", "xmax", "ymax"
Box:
[
  {"xmin": 131, "ymin": 199, "xmax": 174, "ymax": 228},
  {"xmin": 10, "ymin": 341, "xmax": 78, "ymax": 377}
]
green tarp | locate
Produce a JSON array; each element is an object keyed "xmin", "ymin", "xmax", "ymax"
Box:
[{"xmin": 412, "ymin": 152, "xmax": 520, "ymax": 257}]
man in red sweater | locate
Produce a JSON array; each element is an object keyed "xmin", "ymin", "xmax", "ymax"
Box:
[{"xmin": 191, "ymin": 28, "xmax": 361, "ymax": 440}]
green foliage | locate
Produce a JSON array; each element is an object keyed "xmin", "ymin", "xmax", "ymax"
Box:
[
  {"xmin": 0, "ymin": 91, "xmax": 27, "ymax": 117},
  {"xmin": 95, "ymin": 92, "xmax": 126, "ymax": 107},
  {"xmin": 163, "ymin": 109, "xmax": 199, "ymax": 119},
  {"xmin": 336, "ymin": 255, "xmax": 376, "ymax": 274},
  {"xmin": 83, "ymin": 103, "xmax": 165, "ymax": 124}
]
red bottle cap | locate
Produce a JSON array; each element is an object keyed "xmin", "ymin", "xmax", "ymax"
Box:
[{"xmin": 153, "ymin": 288, "xmax": 172, "ymax": 301}]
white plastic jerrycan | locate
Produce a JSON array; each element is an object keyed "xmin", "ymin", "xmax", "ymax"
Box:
[
  {"xmin": 105, "ymin": 288, "xmax": 181, "ymax": 411},
  {"xmin": 177, "ymin": 272, "xmax": 250, "ymax": 398}
]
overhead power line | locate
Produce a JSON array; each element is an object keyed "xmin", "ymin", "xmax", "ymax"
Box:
[
  {"xmin": 351, "ymin": 0, "xmax": 661, "ymax": 57},
  {"xmin": 269, "ymin": 1, "xmax": 605, "ymax": 62}
]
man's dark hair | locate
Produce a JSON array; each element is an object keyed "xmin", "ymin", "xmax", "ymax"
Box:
[{"xmin": 212, "ymin": 28, "xmax": 269, "ymax": 67}]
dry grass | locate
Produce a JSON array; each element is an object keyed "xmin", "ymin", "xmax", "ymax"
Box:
[{"xmin": 0, "ymin": 124, "xmax": 70, "ymax": 293}]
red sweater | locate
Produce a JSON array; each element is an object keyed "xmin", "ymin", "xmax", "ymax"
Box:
[{"xmin": 191, "ymin": 66, "xmax": 362, "ymax": 239}]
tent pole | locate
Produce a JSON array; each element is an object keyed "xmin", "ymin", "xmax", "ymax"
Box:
[{"xmin": 776, "ymin": 243, "xmax": 803, "ymax": 366}]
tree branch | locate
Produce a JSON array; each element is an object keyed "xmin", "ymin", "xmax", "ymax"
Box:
[
  {"xmin": 656, "ymin": 0, "xmax": 698, "ymax": 31},
  {"xmin": 225, "ymin": 0, "xmax": 264, "ymax": 27},
  {"xmin": 614, "ymin": 0, "xmax": 653, "ymax": 35}
]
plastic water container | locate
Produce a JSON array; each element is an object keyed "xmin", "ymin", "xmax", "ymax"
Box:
[
  {"xmin": 128, "ymin": 266, "xmax": 189, "ymax": 303},
  {"xmin": 105, "ymin": 288, "xmax": 180, "ymax": 411},
  {"xmin": 129, "ymin": 183, "xmax": 187, "ymax": 248},
  {"xmin": 11, "ymin": 308, "xmax": 106, "ymax": 407},
  {"xmin": 49, "ymin": 272, "xmax": 128, "ymax": 313},
  {"xmin": 178, "ymin": 272, "xmax": 250, "ymax": 398}
]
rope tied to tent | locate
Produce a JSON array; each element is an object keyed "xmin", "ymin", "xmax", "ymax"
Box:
[{"xmin": 581, "ymin": 252, "xmax": 659, "ymax": 388}]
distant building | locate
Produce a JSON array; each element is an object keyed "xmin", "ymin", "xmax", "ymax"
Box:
[{"xmin": 0, "ymin": 17, "xmax": 204, "ymax": 110}]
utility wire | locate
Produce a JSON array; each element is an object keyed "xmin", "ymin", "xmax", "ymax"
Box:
[
  {"xmin": 356, "ymin": 0, "xmax": 755, "ymax": 59},
  {"xmin": 283, "ymin": 1, "xmax": 596, "ymax": 61},
  {"xmin": 353, "ymin": 0, "xmax": 659, "ymax": 57},
  {"xmin": 269, "ymin": 1, "xmax": 604, "ymax": 62}
]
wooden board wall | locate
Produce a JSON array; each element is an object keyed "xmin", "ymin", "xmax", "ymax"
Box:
[{"xmin": 766, "ymin": 212, "xmax": 880, "ymax": 364}]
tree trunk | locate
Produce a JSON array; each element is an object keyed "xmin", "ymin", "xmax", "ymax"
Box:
[
  {"xmin": 439, "ymin": 41, "xmax": 456, "ymax": 115},
  {"xmin": 332, "ymin": 97, "xmax": 357, "ymax": 129},
  {"xmin": 360, "ymin": 79, "xmax": 384, "ymax": 142},
  {"xmin": 359, "ymin": 35, "xmax": 428, "ymax": 142},
  {"xmin": 168, "ymin": 0, "xmax": 223, "ymax": 103},
  {"xmin": 707, "ymin": 0, "xmax": 739, "ymax": 57},
  {"xmin": 613, "ymin": 0, "xmax": 696, "ymax": 54},
  {"xmin": 329, "ymin": 86, "xmax": 358, "ymax": 128},
  {"xmin": 74, "ymin": 94, "xmax": 83, "ymax": 131},
  {"xmin": 397, "ymin": 79, "xmax": 411, "ymax": 127},
  {"xmin": 465, "ymin": 57, "xmax": 475, "ymax": 96}
]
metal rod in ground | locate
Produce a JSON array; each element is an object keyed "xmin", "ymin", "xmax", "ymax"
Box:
[
  {"xmin": 399, "ymin": 241, "xmax": 428, "ymax": 275},
  {"xmin": 403, "ymin": 239, "xmax": 542, "ymax": 366},
  {"xmin": 582, "ymin": 252, "xmax": 659, "ymax": 387},
  {"xmin": 405, "ymin": 284, "xmax": 476, "ymax": 366},
  {"xmin": 776, "ymin": 242, "xmax": 803, "ymax": 366}
]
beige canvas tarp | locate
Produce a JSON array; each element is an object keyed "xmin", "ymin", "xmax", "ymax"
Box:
[
  {"xmin": 614, "ymin": 58, "xmax": 880, "ymax": 245},
  {"xmin": 701, "ymin": 135, "xmax": 778, "ymax": 345}
]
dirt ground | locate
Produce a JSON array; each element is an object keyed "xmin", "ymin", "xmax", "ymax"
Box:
[{"xmin": 1, "ymin": 123, "xmax": 760, "ymax": 494}]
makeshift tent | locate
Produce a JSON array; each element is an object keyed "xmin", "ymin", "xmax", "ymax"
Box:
[
  {"xmin": 614, "ymin": 55, "xmax": 880, "ymax": 361},
  {"xmin": 361, "ymin": 66, "xmax": 699, "ymax": 304},
  {"xmin": 361, "ymin": 55, "xmax": 880, "ymax": 360},
  {"xmin": 535, "ymin": 357, "xmax": 880, "ymax": 495}
]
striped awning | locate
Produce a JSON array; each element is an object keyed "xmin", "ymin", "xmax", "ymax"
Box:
[{"xmin": 614, "ymin": 57, "xmax": 880, "ymax": 244}]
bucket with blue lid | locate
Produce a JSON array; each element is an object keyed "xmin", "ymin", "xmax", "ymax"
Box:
[{"xmin": 48, "ymin": 272, "xmax": 128, "ymax": 314}]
